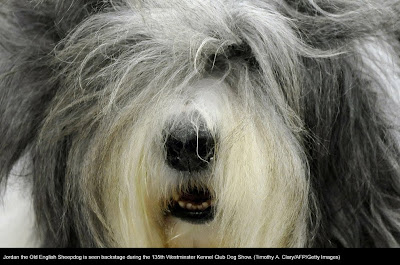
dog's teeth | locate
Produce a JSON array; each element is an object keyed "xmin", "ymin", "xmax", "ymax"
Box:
[
  {"xmin": 175, "ymin": 198, "xmax": 212, "ymax": 211},
  {"xmin": 202, "ymin": 202, "xmax": 209, "ymax": 208},
  {"xmin": 178, "ymin": 201, "xmax": 186, "ymax": 208}
]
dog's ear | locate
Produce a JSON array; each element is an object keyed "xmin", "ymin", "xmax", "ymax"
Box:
[
  {"xmin": 0, "ymin": 1, "xmax": 117, "ymax": 192},
  {"xmin": 289, "ymin": 2, "xmax": 400, "ymax": 246}
]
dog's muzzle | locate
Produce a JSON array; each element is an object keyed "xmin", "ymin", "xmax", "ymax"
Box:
[{"xmin": 164, "ymin": 116, "xmax": 216, "ymax": 223}]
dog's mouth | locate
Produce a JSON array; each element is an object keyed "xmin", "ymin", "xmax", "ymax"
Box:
[{"xmin": 167, "ymin": 188, "xmax": 215, "ymax": 224}]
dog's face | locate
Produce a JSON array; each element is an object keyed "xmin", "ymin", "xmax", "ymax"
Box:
[
  {"xmin": 35, "ymin": 0, "xmax": 310, "ymax": 247},
  {"xmin": 2, "ymin": 0, "xmax": 400, "ymax": 248}
]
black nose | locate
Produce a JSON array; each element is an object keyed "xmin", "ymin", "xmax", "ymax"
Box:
[{"xmin": 165, "ymin": 128, "xmax": 215, "ymax": 172}]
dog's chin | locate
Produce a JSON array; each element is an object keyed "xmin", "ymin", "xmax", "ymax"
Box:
[{"xmin": 166, "ymin": 187, "xmax": 215, "ymax": 224}]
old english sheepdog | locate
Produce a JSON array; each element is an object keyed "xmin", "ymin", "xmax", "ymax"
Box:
[{"xmin": 1, "ymin": 0, "xmax": 400, "ymax": 248}]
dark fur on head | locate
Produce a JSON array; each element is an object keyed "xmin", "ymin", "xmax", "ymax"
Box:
[{"xmin": 1, "ymin": 0, "xmax": 400, "ymax": 247}]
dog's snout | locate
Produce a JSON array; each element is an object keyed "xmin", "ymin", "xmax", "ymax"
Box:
[{"xmin": 165, "ymin": 127, "xmax": 215, "ymax": 172}]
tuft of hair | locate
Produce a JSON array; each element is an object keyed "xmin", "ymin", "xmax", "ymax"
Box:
[{"xmin": 1, "ymin": 0, "xmax": 400, "ymax": 247}]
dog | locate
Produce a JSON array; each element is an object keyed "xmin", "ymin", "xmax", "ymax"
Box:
[{"xmin": 0, "ymin": 0, "xmax": 400, "ymax": 248}]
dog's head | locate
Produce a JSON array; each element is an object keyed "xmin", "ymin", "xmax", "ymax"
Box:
[
  {"xmin": 31, "ymin": 0, "xmax": 312, "ymax": 247},
  {"xmin": 1, "ymin": 0, "xmax": 400, "ymax": 247}
]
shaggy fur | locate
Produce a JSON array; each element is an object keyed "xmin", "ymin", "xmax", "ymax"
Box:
[{"xmin": 1, "ymin": 0, "xmax": 400, "ymax": 247}]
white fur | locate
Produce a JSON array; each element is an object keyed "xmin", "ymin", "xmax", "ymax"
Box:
[
  {"xmin": 0, "ymin": 154, "xmax": 39, "ymax": 247},
  {"xmin": 357, "ymin": 37, "xmax": 400, "ymax": 106},
  {"xmin": 92, "ymin": 78, "xmax": 309, "ymax": 247}
]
